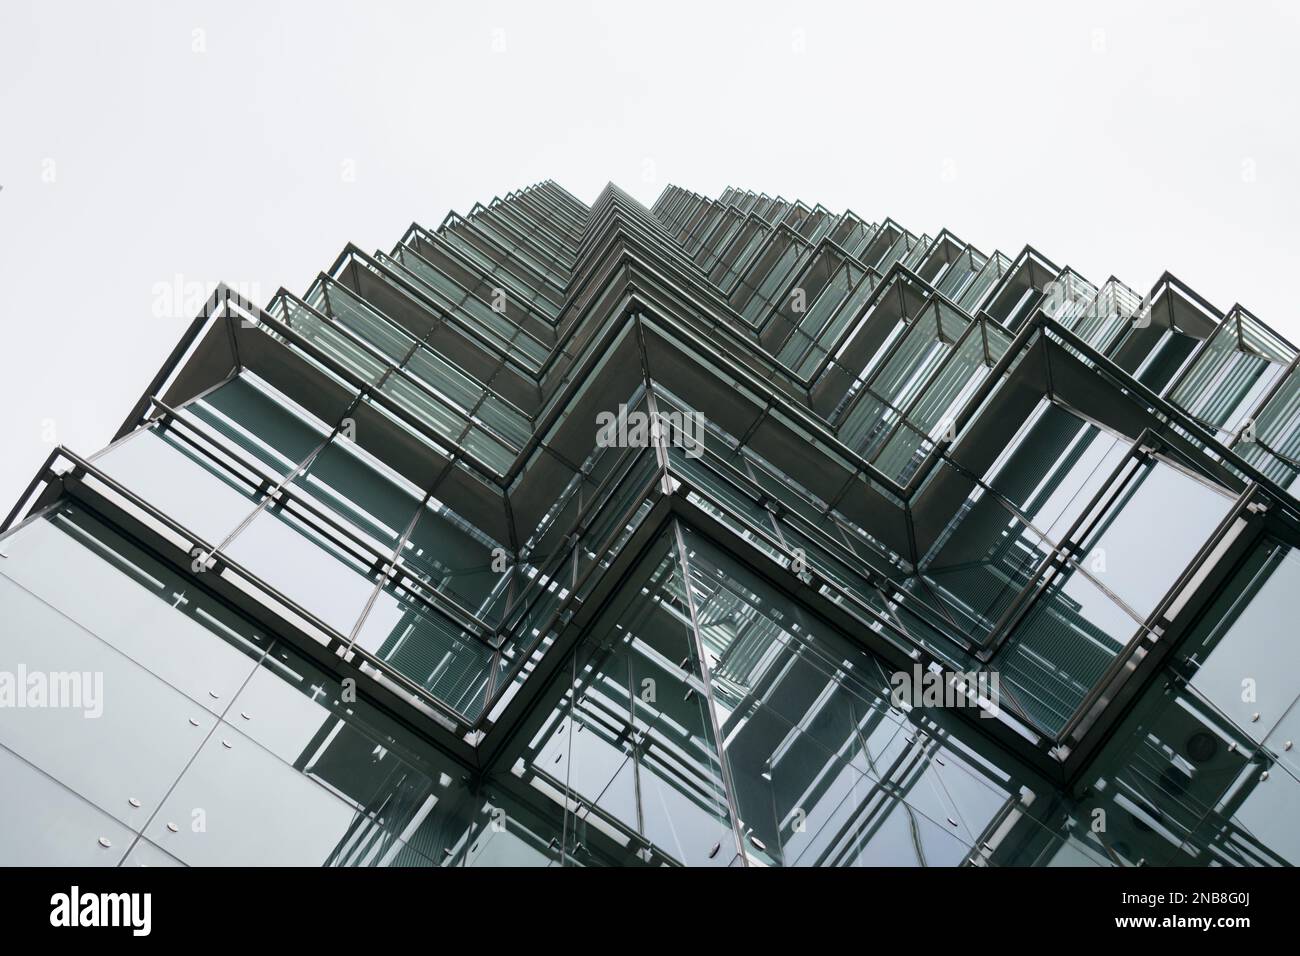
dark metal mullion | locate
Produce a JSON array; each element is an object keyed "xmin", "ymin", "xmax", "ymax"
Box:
[{"xmin": 671, "ymin": 520, "xmax": 750, "ymax": 867}]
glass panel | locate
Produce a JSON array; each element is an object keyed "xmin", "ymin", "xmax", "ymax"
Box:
[
  {"xmin": 145, "ymin": 638, "xmax": 479, "ymax": 866},
  {"xmin": 992, "ymin": 569, "xmax": 1142, "ymax": 734},
  {"xmin": 1171, "ymin": 312, "xmax": 1296, "ymax": 440},
  {"xmin": 459, "ymin": 788, "xmax": 570, "ymax": 867},
  {"xmin": 1236, "ymin": 369, "xmax": 1300, "ymax": 486},
  {"xmin": 143, "ymin": 725, "xmax": 439, "ymax": 867},
  {"xmin": 501, "ymin": 528, "xmax": 737, "ymax": 866},
  {"xmin": 351, "ymin": 581, "xmax": 494, "ymax": 719},
  {"xmin": 1182, "ymin": 538, "xmax": 1300, "ymax": 744},
  {"xmin": 91, "ymin": 427, "xmax": 263, "ymax": 544},
  {"xmin": 398, "ymin": 499, "xmax": 503, "ymax": 618},
  {"xmin": 982, "ymin": 400, "xmax": 1127, "ymax": 544},
  {"xmin": 378, "ymin": 374, "xmax": 473, "ymax": 448},
  {"xmin": 917, "ymin": 468, "xmax": 1056, "ymax": 643},
  {"xmin": 1073, "ymin": 459, "xmax": 1234, "ymax": 620},
  {"xmin": 0, "ymin": 503, "xmax": 267, "ymax": 713},
  {"xmin": 1078, "ymin": 675, "xmax": 1292, "ymax": 866},
  {"xmin": 221, "ymin": 506, "xmax": 380, "ymax": 636},
  {"xmin": 678, "ymin": 526, "xmax": 1013, "ymax": 867},
  {"xmin": 278, "ymin": 299, "xmax": 388, "ymax": 385},
  {"xmin": 319, "ymin": 281, "xmax": 415, "ymax": 364},
  {"xmin": 288, "ymin": 437, "xmax": 422, "ymax": 554},
  {"xmin": 0, "ymin": 745, "xmax": 137, "ymax": 866},
  {"xmin": 1210, "ymin": 759, "xmax": 1300, "ymax": 865},
  {"xmin": 187, "ymin": 372, "xmax": 329, "ymax": 476},
  {"xmin": 400, "ymin": 346, "xmax": 483, "ymax": 414},
  {"xmin": 0, "ymin": 575, "xmax": 214, "ymax": 828}
]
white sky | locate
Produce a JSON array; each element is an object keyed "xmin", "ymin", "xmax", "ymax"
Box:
[{"xmin": 2, "ymin": 0, "xmax": 1298, "ymax": 509}]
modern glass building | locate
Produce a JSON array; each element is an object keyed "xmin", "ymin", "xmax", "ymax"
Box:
[{"xmin": 2, "ymin": 180, "xmax": 1298, "ymax": 867}]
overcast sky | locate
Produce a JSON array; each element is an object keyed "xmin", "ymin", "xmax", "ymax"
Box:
[{"xmin": 2, "ymin": 0, "xmax": 1298, "ymax": 509}]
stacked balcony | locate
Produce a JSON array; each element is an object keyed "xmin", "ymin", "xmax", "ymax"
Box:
[{"xmin": 2, "ymin": 179, "xmax": 1298, "ymax": 867}]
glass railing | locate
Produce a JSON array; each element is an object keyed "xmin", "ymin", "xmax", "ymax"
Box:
[
  {"xmin": 1168, "ymin": 308, "xmax": 1297, "ymax": 443},
  {"xmin": 1233, "ymin": 362, "xmax": 1300, "ymax": 489},
  {"xmin": 85, "ymin": 392, "xmax": 507, "ymax": 724},
  {"xmin": 266, "ymin": 293, "xmax": 528, "ymax": 475},
  {"xmin": 956, "ymin": 250, "xmax": 1010, "ymax": 314},
  {"xmin": 410, "ymin": 227, "xmax": 562, "ymax": 320},
  {"xmin": 311, "ymin": 279, "xmax": 415, "ymax": 364},
  {"xmin": 381, "ymin": 250, "xmax": 549, "ymax": 371}
]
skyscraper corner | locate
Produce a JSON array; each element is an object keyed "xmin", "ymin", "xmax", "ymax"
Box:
[{"xmin": 1, "ymin": 179, "xmax": 1297, "ymax": 869}]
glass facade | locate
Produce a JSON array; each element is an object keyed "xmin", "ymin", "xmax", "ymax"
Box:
[{"xmin": 2, "ymin": 179, "xmax": 1298, "ymax": 867}]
